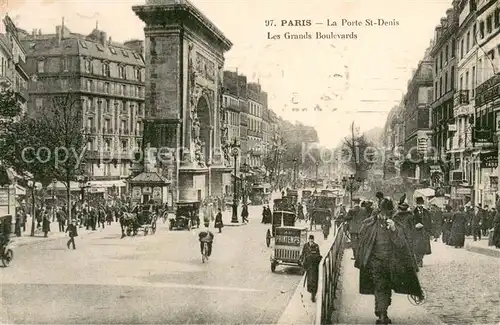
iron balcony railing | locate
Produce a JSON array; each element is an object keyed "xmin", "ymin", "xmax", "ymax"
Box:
[{"xmin": 315, "ymin": 222, "xmax": 348, "ymax": 325}]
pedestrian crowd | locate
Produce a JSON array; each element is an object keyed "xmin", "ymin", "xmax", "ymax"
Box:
[
  {"xmin": 13, "ymin": 197, "xmax": 132, "ymax": 249},
  {"xmin": 335, "ymin": 191, "xmax": 500, "ymax": 324}
]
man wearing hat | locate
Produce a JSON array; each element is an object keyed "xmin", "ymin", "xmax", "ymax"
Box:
[
  {"xmin": 344, "ymin": 198, "xmax": 363, "ymax": 260},
  {"xmin": 301, "ymin": 235, "xmax": 322, "ymax": 302},
  {"xmin": 355, "ymin": 198, "xmax": 424, "ymax": 324},
  {"xmin": 393, "ymin": 194, "xmax": 415, "ymax": 255},
  {"xmin": 65, "ymin": 219, "xmax": 78, "ymax": 250},
  {"xmin": 413, "ymin": 197, "xmax": 432, "ymax": 267}
]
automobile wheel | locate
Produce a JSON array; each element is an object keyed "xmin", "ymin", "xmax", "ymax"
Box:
[{"xmin": 1, "ymin": 249, "xmax": 13, "ymax": 267}]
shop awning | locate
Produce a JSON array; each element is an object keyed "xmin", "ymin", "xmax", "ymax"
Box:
[
  {"xmin": 51, "ymin": 181, "xmax": 81, "ymax": 190},
  {"xmin": 89, "ymin": 180, "xmax": 126, "ymax": 188},
  {"xmin": 414, "ymin": 188, "xmax": 435, "ymax": 198}
]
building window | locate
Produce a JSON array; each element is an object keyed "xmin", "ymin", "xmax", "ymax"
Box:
[
  {"xmin": 60, "ymin": 79, "xmax": 68, "ymax": 90},
  {"xmin": 445, "ymin": 73, "xmax": 448, "ymax": 93},
  {"xmin": 451, "ymin": 39, "xmax": 456, "ymax": 58},
  {"xmin": 104, "ymin": 82, "xmax": 109, "ymax": 93},
  {"xmin": 121, "ymin": 84, "xmax": 126, "ymax": 96},
  {"xmin": 495, "ymin": 8, "xmax": 500, "ymax": 28},
  {"xmin": 118, "ymin": 65, "xmax": 127, "ymax": 79},
  {"xmin": 121, "ymin": 140, "xmax": 128, "ymax": 151},
  {"xmin": 460, "ymin": 76, "xmax": 463, "ymax": 90},
  {"xmin": 35, "ymin": 98, "xmax": 43, "ymax": 110},
  {"xmin": 451, "ymin": 66, "xmax": 455, "ymax": 89},
  {"xmin": 61, "ymin": 57, "xmax": 69, "ymax": 72},
  {"xmin": 84, "ymin": 60, "xmax": 92, "ymax": 74},
  {"xmin": 135, "ymin": 68, "xmax": 142, "ymax": 81},
  {"xmin": 37, "ymin": 60, "xmax": 45, "ymax": 73},
  {"xmin": 472, "ymin": 66, "xmax": 476, "ymax": 98},
  {"xmin": 104, "ymin": 139, "xmax": 111, "ymax": 151},
  {"xmin": 87, "ymin": 117, "xmax": 93, "ymax": 129},
  {"xmin": 465, "ymin": 71, "xmax": 469, "ymax": 90},
  {"xmin": 110, "ymin": 47, "xmax": 117, "ymax": 55},
  {"xmin": 102, "ymin": 62, "xmax": 110, "ymax": 77},
  {"xmin": 479, "ymin": 21, "xmax": 485, "ymax": 38},
  {"xmin": 439, "ymin": 51, "xmax": 443, "ymax": 69},
  {"xmin": 466, "ymin": 31, "xmax": 470, "ymax": 53},
  {"xmin": 445, "ymin": 44, "xmax": 449, "ymax": 63},
  {"xmin": 87, "ymin": 79, "xmax": 93, "ymax": 92},
  {"xmin": 487, "ymin": 15, "xmax": 493, "ymax": 34},
  {"xmin": 460, "ymin": 39, "xmax": 464, "ymax": 59}
]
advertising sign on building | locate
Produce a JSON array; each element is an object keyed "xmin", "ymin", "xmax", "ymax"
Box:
[
  {"xmin": 473, "ymin": 129, "xmax": 493, "ymax": 143},
  {"xmin": 475, "ymin": 74, "xmax": 500, "ymax": 107},
  {"xmin": 480, "ymin": 150, "xmax": 498, "ymax": 169}
]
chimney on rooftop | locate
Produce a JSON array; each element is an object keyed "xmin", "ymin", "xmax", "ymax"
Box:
[
  {"xmin": 108, "ymin": 36, "xmax": 112, "ymax": 46},
  {"xmin": 99, "ymin": 31, "xmax": 107, "ymax": 46},
  {"xmin": 38, "ymin": 29, "xmax": 41, "ymax": 35}
]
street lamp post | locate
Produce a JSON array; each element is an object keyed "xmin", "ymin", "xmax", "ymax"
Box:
[
  {"xmin": 292, "ymin": 158, "xmax": 298, "ymax": 189},
  {"xmin": 342, "ymin": 175, "xmax": 363, "ymax": 208},
  {"xmin": 315, "ymin": 162, "xmax": 319, "ymax": 182},
  {"xmin": 230, "ymin": 139, "xmax": 240, "ymax": 223}
]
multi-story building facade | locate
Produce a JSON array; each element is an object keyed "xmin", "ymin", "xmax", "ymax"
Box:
[
  {"xmin": 429, "ymin": 6, "xmax": 459, "ymax": 190},
  {"xmin": 246, "ymin": 82, "xmax": 264, "ymax": 167},
  {"xmin": 0, "ymin": 15, "xmax": 28, "ymax": 112},
  {"xmin": 471, "ymin": 0, "xmax": 500, "ymax": 207},
  {"xmin": 19, "ymin": 22, "xmax": 145, "ymax": 197},
  {"xmin": 446, "ymin": 0, "xmax": 479, "ymax": 205},
  {"xmin": 400, "ymin": 46, "xmax": 434, "ymax": 182},
  {"xmin": 222, "ymin": 71, "xmax": 241, "ymax": 144}
]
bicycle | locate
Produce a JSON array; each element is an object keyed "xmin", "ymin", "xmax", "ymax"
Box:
[{"xmin": 201, "ymin": 241, "xmax": 209, "ymax": 263}]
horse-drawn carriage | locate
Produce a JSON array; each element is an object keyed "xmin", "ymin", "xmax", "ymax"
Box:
[
  {"xmin": 169, "ymin": 201, "xmax": 200, "ymax": 231},
  {"xmin": 122, "ymin": 204, "xmax": 158, "ymax": 236},
  {"xmin": 265, "ymin": 210, "xmax": 297, "ymax": 247}
]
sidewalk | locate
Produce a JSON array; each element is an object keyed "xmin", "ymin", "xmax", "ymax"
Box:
[
  {"xmin": 276, "ymin": 227, "xmax": 337, "ymax": 325},
  {"xmin": 220, "ymin": 209, "xmax": 247, "ymax": 227},
  {"xmin": 465, "ymin": 238, "xmax": 500, "ymax": 258},
  {"xmin": 10, "ymin": 219, "xmax": 120, "ymax": 248},
  {"xmin": 336, "ymin": 249, "xmax": 443, "ymax": 324}
]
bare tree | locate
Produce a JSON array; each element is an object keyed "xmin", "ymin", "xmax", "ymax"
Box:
[
  {"xmin": 40, "ymin": 95, "xmax": 87, "ymax": 221},
  {"xmin": 341, "ymin": 121, "xmax": 375, "ymax": 180}
]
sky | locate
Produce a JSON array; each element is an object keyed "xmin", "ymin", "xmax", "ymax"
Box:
[{"xmin": 1, "ymin": 0, "xmax": 453, "ymax": 147}]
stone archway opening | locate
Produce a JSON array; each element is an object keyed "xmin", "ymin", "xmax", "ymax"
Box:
[{"xmin": 196, "ymin": 96, "xmax": 211, "ymax": 165}]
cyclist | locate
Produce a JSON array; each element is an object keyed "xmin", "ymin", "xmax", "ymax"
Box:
[{"xmin": 198, "ymin": 227, "xmax": 214, "ymax": 258}]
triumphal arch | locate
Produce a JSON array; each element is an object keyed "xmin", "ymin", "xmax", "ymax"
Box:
[{"xmin": 133, "ymin": 0, "xmax": 233, "ymax": 203}]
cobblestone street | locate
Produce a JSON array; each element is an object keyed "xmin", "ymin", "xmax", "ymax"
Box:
[{"xmin": 419, "ymin": 241, "xmax": 500, "ymax": 324}]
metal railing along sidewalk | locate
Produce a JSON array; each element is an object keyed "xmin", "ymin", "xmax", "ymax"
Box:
[{"xmin": 315, "ymin": 222, "xmax": 347, "ymax": 325}]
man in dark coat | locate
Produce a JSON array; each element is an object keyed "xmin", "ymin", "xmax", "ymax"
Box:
[
  {"xmin": 451, "ymin": 206, "xmax": 467, "ymax": 248},
  {"xmin": 471, "ymin": 205, "xmax": 483, "ymax": 241},
  {"xmin": 344, "ymin": 198, "xmax": 362, "ymax": 260},
  {"xmin": 392, "ymin": 194, "xmax": 414, "ymax": 255},
  {"xmin": 241, "ymin": 204, "xmax": 249, "ymax": 223},
  {"xmin": 412, "ymin": 197, "xmax": 432, "ymax": 267},
  {"xmin": 442, "ymin": 205, "xmax": 454, "ymax": 245},
  {"xmin": 65, "ymin": 220, "xmax": 78, "ymax": 249},
  {"xmin": 301, "ymin": 234, "xmax": 322, "ymax": 302},
  {"xmin": 430, "ymin": 204, "xmax": 443, "ymax": 242},
  {"xmin": 214, "ymin": 208, "xmax": 224, "ymax": 233},
  {"xmin": 355, "ymin": 198, "xmax": 424, "ymax": 324}
]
